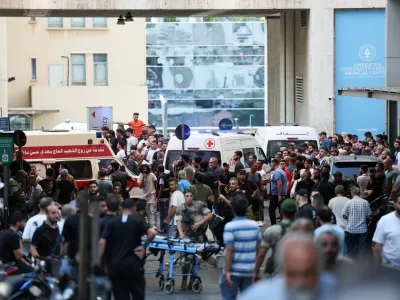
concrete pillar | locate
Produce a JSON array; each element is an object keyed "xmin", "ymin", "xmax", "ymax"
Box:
[
  {"xmin": 279, "ymin": 13, "xmax": 286, "ymax": 122},
  {"xmin": 267, "ymin": 16, "xmax": 281, "ymax": 123},
  {"xmin": 285, "ymin": 11, "xmax": 295, "ymax": 123},
  {"xmin": 386, "ymin": 0, "xmax": 400, "ymax": 141},
  {"xmin": 306, "ymin": 7, "xmax": 335, "ymax": 134}
]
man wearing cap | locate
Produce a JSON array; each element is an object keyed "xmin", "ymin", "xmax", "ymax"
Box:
[
  {"xmin": 254, "ymin": 198, "xmax": 297, "ymax": 280},
  {"xmin": 55, "ymin": 169, "xmax": 76, "ymax": 205},
  {"xmin": 319, "ymin": 131, "xmax": 331, "ymax": 149},
  {"xmin": 125, "ymin": 127, "xmax": 138, "ymax": 151},
  {"xmin": 295, "ymin": 188, "xmax": 317, "ymax": 224}
]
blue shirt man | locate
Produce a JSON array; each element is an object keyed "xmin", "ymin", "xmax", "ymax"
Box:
[
  {"xmin": 319, "ymin": 131, "xmax": 331, "ymax": 149},
  {"xmin": 271, "ymin": 168, "xmax": 288, "ymax": 196},
  {"xmin": 219, "ymin": 195, "xmax": 261, "ymax": 300},
  {"xmin": 178, "ymin": 170, "xmax": 192, "ymax": 193}
]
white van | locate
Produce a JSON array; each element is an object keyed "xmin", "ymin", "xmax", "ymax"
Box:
[
  {"xmin": 164, "ymin": 133, "xmax": 267, "ymax": 172},
  {"xmin": 255, "ymin": 124, "xmax": 320, "ymax": 158}
]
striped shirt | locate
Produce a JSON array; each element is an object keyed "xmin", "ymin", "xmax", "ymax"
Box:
[
  {"xmin": 223, "ymin": 217, "xmax": 261, "ymax": 277},
  {"xmin": 342, "ymin": 197, "xmax": 372, "ymax": 234}
]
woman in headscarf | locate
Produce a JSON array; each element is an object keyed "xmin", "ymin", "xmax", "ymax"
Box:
[{"xmin": 9, "ymin": 170, "xmax": 27, "ymax": 217}]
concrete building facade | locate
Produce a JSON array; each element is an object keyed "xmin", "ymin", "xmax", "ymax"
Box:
[
  {"xmin": 0, "ymin": 0, "xmax": 388, "ymax": 134},
  {"xmin": 0, "ymin": 17, "xmax": 147, "ymax": 130}
]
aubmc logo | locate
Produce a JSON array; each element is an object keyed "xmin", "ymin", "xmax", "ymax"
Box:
[{"xmin": 359, "ymin": 44, "xmax": 377, "ymax": 62}]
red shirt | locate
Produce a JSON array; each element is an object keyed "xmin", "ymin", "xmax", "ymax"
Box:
[
  {"xmin": 283, "ymin": 169, "xmax": 292, "ymax": 194},
  {"xmin": 128, "ymin": 119, "xmax": 144, "ymax": 139}
]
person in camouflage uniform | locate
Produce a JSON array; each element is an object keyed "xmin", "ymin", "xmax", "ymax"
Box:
[{"xmin": 176, "ymin": 190, "xmax": 213, "ymax": 290}]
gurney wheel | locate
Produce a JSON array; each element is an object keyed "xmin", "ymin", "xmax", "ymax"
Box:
[
  {"xmin": 192, "ymin": 279, "xmax": 202, "ymax": 293},
  {"xmin": 159, "ymin": 278, "xmax": 165, "ymax": 291},
  {"xmin": 164, "ymin": 280, "xmax": 174, "ymax": 294}
]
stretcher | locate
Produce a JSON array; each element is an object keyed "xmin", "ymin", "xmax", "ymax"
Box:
[{"xmin": 142, "ymin": 235, "xmax": 220, "ymax": 294}]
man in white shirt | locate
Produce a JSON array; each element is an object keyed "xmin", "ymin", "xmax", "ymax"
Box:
[
  {"xmin": 138, "ymin": 165, "xmax": 158, "ymax": 229},
  {"xmin": 163, "ymin": 179, "xmax": 184, "ymax": 239},
  {"xmin": 125, "ymin": 127, "xmax": 138, "ymax": 152},
  {"xmin": 22, "ymin": 197, "xmax": 53, "ymax": 256},
  {"xmin": 373, "ymin": 195, "xmax": 400, "ymax": 270},
  {"xmin": 328, "ymin": 185, "xmax": 350, "ymax": 230},
  {"xmin": 116, "ymin": 140, "xmax": 126, "ymax": 162},
  {"xmin": 146, "ymin": 139, "xmax": 160, "ymax": 165}
]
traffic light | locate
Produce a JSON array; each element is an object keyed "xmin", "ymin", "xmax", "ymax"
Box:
[{"xmin": 249, "ymin": 115, "xmax": 255, "ymax": 126}]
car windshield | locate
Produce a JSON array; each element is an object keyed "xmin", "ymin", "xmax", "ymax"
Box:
[
  {"xmin": 267, "ymin": 140, "xmax": 318, "ymax": 157},
  {"xmin": 165, "ymin": 150, "xmax": 221, "ymax": 171},
  {"xmin": 331, "ymin": 161, "xmax": 377, "ymax": 178}
]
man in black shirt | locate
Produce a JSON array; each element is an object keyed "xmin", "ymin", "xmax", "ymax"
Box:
[
  {"xmin": 295, "ymin": 169, "xmax": 314, "ymax": 201},
  {"xmin": 100, "ymin": 195, "xmax": 119, "ymax": 234},
  {"xmin": 0, "ymin": 212, "xmax": 33, "ymax": 274},
  {"xmin": 295, "ymin": 188, "xmax": 317, "ymax": 226},
  {"xmin": 31, "ymin": 203, "xmax": 61, "ymax": 259},
  {"xmin": 62, "ymin": 205, "xmax": 92, "ymax": 261},
  {"xmin": 55, "ymin": 169, "xmax": 75, "ymax": 205},
  {"xmin": 109, "ymin": 161, "xmax": 134, "ymax": 191},
  {"xmin": 233, "ymin": 151, "xmax": 245, "ymax": 177},
  {"xmin": 99, "ymin": 198, "xmax": 157, "ymax": 300},
  {"xmin": 199, "ymin": 160, "xmax": 216, "ymax": 191},
  {"xmin": 313, "ymin": 172, "xmax": 336, "ymax": 205}
]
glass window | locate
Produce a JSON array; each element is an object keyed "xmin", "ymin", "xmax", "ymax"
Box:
[
  {"xmin": 51, "ymin": 160, "xmax": 92, "ymax": 180},
  {"xmin": 48, "ymin": 17, "xmax": 63, "ymax": 28},
  {"xmin": 71, "ymin": 54, "xmax": 86, "ymax": 86},
  {"xmin": 332, "ymin": 161, "xmax": 377, "ymax": 179},
  {"xmin": 266, "ymin": 140, "xmax": 319, "ymax": 157},
  {"xmin": 256, "ymin": 147, "xmax": 267, "ymax": 162},
  {"xmin": 146, "ymin": 21, "xmax": 266, "ymax": 128},
  {"xmin": 71, "ymin": 17, "xmax": 85, "ymax": 28},
  {"xmin": 165, "ymin": 150, "xmax": 221, "ymax": 171},
  {"xmin": 31, "ymin": 58, "xmax": 37, "ymax": 80},
  {"xmin": 93, "ymin": 17, "xmax": 107, "ymax": 28},
  {"xmin": 93, "ymin": 54, "xmax": 108, "ymax": 86}
]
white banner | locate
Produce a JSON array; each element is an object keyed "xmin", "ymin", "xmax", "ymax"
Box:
[{"xmin": 87, "ymin": 107, "xmax": 113, "ymax": 131}]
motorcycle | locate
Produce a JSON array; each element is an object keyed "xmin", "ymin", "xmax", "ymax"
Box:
[{"xmin": 367, "ymin": 195, "xmax": 395, "ymax": 245}]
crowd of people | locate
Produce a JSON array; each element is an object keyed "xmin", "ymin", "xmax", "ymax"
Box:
[{"xmin": 1, "ymin": 121, "xmax": 400, "ymax": 300}]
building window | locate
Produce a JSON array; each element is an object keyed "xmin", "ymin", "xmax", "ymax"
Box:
[
  {"xmin": 71, "ymin": 17, "xmax": 85, "ymax": 28},
  {"xmin": 93, "ymin": 54, "xmax": 108, "ymax": 86},
  {"xmin": 93, "ymin": 17, "xmax": 107, "ymax": 28},
  {"xmin": 31, "ymin": 58, "xmax": 37, "ymax": 80},
  {"xmin": 48, "ymin": 17, "xmax": 63, "ymax": 28},
  {"xmin": 30, "ymin": 17, "xmax": 36, "ymax": 22},
  {"xmin": 71, "ymin": 54, "xmax": 86, "ymax": 86}
]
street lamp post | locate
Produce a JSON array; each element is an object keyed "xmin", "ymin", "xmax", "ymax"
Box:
[{"xmin": 160, "ymin": 95, "xmax": 168, "ymax": 137}]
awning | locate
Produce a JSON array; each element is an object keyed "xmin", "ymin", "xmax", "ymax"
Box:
[
  {"xmin": 8, "ymin": 108, "xmax": 60, "ymax": 118},
  {"xmin": 338, "ymin": 87, "xmax": 400, "ymax": 101}
]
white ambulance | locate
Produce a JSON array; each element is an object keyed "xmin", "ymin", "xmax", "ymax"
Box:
[
  {"xmin": 255, "ymin": 124, "xmax": 320, "ymax": 158},
  {"xmin": 13, "ymin": 130, "xmax": 140, "ymax": 194},
  {"xmin": 164, "ymin": 133, "xmax": 267, "ymax": 172}
]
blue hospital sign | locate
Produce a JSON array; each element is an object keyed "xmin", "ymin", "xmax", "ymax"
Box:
[{"xmin": 335, "ymin": 10, "xmax": 386, "ymax": 137}]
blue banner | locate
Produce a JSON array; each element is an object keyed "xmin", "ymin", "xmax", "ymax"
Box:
[{"xmin": 335, "ymin": 10, "xmax": 386, "ymax": 137}]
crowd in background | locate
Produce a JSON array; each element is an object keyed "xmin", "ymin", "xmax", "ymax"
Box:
[{"xmin": 1, "ymin": 120, "xmax": 400, "ymax": 299}]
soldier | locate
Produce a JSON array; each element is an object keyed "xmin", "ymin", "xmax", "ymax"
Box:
[{"xmin": 176, "ymin": 190, "xmax": 213, "ymax": 291}]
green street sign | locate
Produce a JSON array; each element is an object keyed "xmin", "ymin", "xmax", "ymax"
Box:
[{"xmin": 0, "ymin": 136, "xmax": 14, "ymax": 165}]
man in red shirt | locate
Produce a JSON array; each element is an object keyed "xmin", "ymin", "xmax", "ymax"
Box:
[
  {"xmin": 117, "ymin": 112, "xmax": 144, "ymax": 139},
  {"xmin": 280, "ymin": 160, "xmax": 292, "ymax": 195}
]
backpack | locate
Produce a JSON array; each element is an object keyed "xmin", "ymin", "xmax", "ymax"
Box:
[{"xmin": 265, "ymin": 222, "xmax": 291, "ymax": 274}]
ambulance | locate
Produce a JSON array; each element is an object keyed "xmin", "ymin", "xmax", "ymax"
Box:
[
  {"xmin": 255, "ymin": 124, "xmax": 320, "ymax": 158},
  {"xmin": 13, "ymin": 130, "xmax": 140, "ymax": 194},
  {"xmin": 164, "ymin": 132, "xmax": 267, "ymax": 171}
]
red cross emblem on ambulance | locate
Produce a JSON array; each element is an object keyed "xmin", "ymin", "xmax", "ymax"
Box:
[{"xmin": 204, "ymin": 138, "xmax": 215, "ymax": 149}]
